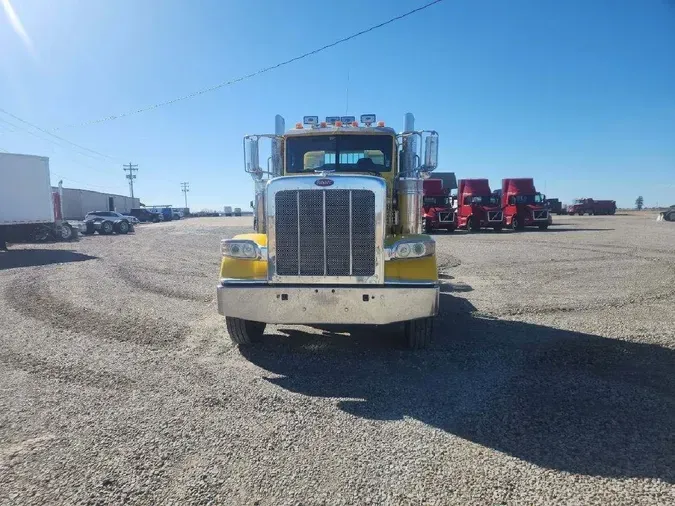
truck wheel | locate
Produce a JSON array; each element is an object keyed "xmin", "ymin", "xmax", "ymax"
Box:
[
  {"xmin": 467, "ymin": 216, "xmax": 480, "ymax": 232},
  {"xmin": 30, "ymin": 226, "xmax": 51, "ymax": 242},
  {"xmin": 423, "ymin": 219, "xmax": 433, "ymax": 234},
  {"xmin": 226, "ymin": 317, "xmax": 266, "ymax": 345},
  {"xmin": 403, "ymin": 317, "xmax": 433, "ymax": 350},
  {"xmin": 116, "ymin": 221, "xmax": 130, "ymax": 234},
  {"xmin": 99, "ymin": 221, "xmax": 114, "ymax": 235},
  {"xmin": 512, "ymin": 215, "xmax": 524, "ymax": 231},
  {"xmin": 59, "ymin": 223, "xmax": 73, "ymax": 241}
]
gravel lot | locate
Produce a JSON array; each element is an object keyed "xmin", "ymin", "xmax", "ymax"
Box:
[{"xmin": 1, "ymin": 214, "xmax": 674, "ymax": 505}]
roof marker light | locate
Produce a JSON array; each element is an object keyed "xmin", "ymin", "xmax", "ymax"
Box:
[
  {"xmin": 351, "ymin": 121, "xmax": 359, "ymax": 127},
  {"xmin": 335, "ymin": 120, "xmax": 343, "ymax": 127},
  {"xmin": 320, "ymin": 121, "xmax": 327, "ymax": 128},
  {"xmin": 377, "ymin": 121, "xmax": 385, "ymax": 127},
  {"xmin": 295, "ymin": 122, "xmax": 303, "ymax": 129},
  {"xmin": 360, "ymin": 114, "xmax": 376, "ymax": 126}
]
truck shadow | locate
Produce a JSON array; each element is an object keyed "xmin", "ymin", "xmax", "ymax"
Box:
[
  {"xmin": 0, "ymin": 249, "xmax": 97, "ymax": 271},
  {"xmin": 534, "ymin": 228, "xmax": 615, "ymax": 233},
  {"xmin": 241, "ymin": 293, "xmax": 674, "ymax": 483}
]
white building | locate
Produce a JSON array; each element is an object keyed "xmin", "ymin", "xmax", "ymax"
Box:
[{"xmin": 52, "ymin": 187, "xmax": 140, "ymax": 220}]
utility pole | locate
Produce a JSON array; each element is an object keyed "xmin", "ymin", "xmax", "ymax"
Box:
[
  {"xmin": 181, "ymin": 182, "xmax": 189, "ymax": 209},
  {"xmin": 123, "ymin": 163, "xmax": 139, "ymax": 199}
]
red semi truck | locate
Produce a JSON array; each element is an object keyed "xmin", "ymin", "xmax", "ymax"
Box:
[
  {"xmin": 498, "ymin": 178, "xmax": 549, "ymax": 230},
  {"xmin": 422, "ymin": 178, "xmax": 457, "ymax": 233},
  {"xmin": 456, "ymin": 179, "xmax": 504, "ymax": 232},
  {"xmin": 567, "ymin": 198, "xmax": 616, "ymax": 216}
]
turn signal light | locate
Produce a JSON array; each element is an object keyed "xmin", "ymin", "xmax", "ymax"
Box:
[
  {"xmin": 335, "ymin": 121, "xmax": 343, "ymax": 127},
  {"xmin": 295, "ymin": 122, "xmax": 303, "ymax": 129},
  {"xmin": 377, "ymin": 121, "xmax": 385, "ymax": 127}
]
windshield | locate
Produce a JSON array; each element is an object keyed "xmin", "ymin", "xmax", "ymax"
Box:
[
  {"xmin": 469, "ymin": 195, "xmax": 499, "ymax": 206},
  {"xmin": 515, "ymin": 194, "xmax": 545, "ymax": 205},
  {"xmin": 573, "ymin": 199, "xmax": 585, "ymax": 204},
  {"xmin": 423, "ymin": 196, "xmax": 449, "ymax": 207},
  {"xmin": 286, "ymin": 134, "xmax": 394, "ymax": 173}
]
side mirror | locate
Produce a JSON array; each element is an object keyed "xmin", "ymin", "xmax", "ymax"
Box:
[
  {"xmin": 250, "ymin": 200, "xmax": 254, "ymax": 208},
  {"xmin": 245, "ymin": 137, "xmax": 261, "ymax": 176},
  {"xmin": 422, "ymin": 132, "xmax": 439, "ymax": 172}
]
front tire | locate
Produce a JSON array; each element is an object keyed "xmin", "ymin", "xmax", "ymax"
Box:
[
  {"xmin": 226, "ymin": 317, "xmax": 266, "ymax": 345},
  {"xmin": 512, "ymin": 215, "xmax": 524, "ymax": 231},
  {"xmin": 467, "ymin": 216, "xmax": 480, "ymax": 233},
  {"xmin": 403, "ymin": 317, "xmax": 433, "ymax": 350}
]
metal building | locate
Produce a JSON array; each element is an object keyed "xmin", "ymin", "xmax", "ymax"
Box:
[{"xmin": 51, "ymin": 187, "xmax": 140, "ymax": 220}]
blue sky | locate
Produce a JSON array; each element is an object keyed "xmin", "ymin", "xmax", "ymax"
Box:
[{"xmin": 1, "ymin": 0, "xmax": 673, "ymax": 210}]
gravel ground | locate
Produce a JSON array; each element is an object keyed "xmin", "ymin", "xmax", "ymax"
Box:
[{"xmin": 0, "ymin": 214, "xmax": 673, "ymax": 505}]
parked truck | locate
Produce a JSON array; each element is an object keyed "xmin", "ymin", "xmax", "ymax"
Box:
[
  {"xmin": 422, "ymin": 178, "xmax": 456, "ymax": 233},
  {"xmin": 456, "ymin": 179, "xmax": 504, "ymax": 232},
  {"xmin": 497, "ymin": 178, "xmax": 549, "ymax": 230},
  {"xmin": 233, "ymin": 207, "xmax": 242, "ymax": 217},
  {"xmin": 218, "ymin": 113, "xmax": 440, "ymax": 349},
  {"xmin": 545, "ymin": 198, "xmax": 566, "ymax": 215},
  {"xmin": 223, "ymin": 206, "xmax": 233, "ymax": 216},
  {"xmin": 0, "ymin": 153, "xmax": 77, "ymax": 243},
  {"xmin": 567, "ymin": 198, "xmax": 616, "ymax": 216}
]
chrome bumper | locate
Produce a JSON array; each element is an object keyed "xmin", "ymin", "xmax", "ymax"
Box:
[{"xmin": 217, "ymin": 282, "xmax": 439, "ymax": 325}]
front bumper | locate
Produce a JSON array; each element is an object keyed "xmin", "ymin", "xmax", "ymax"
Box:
[{"xmin": 217, "ymin": 282, "xmax": 439, "ymax": 325}]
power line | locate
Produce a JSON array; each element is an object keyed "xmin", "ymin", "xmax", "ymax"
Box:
[
  {"xmin": 0, "ymin": 116, "xmax": 127, "ymax": 182},
  {"xmin": 181, "ymin": 182, "xmax": 189, "ymax": 209},
  {"xmin": 0, "ymin": 107, "xmax": 118, "ymax": 161},
  {"xmin": 54, "ymin": 0, "xmax": 446, "ymax": 130},
  {"xmin": 123, "ymin": 163, "xmax": 139, "ymax": 199},
  {"xmin": 52, "ymin": 172, "xmax": 128, "ymax": 193}
]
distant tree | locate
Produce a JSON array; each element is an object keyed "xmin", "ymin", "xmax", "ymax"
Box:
[{"xmin": 635, "ymin": 196, "xmax": 644, "ymax": 210}]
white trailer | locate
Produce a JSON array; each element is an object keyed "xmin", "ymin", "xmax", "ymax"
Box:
[
  {"xmin": 223, "ymin": 206, "xmax": 233, "ymax": 216},
  {"xmin": 233, "ymin": 207, "xmax": 242, "ymax": 217},
  {"xmin": 0, "ymin": 153, "xmax": 76, "ymax": 242}
]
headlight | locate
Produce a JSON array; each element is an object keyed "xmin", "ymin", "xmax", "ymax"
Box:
[
  {"xmin": 221, "ymin": 239, "xmax": 261, "ymax": 259},
  {"xmin": 386, "ymin": 239, "xmax": 435, "ymax": 260}
]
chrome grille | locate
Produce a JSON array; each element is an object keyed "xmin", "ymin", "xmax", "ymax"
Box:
[
  {"xmin": 275, "ymin": 189, "xmax": 375, "ymax": 277},
  {"xmin": 488, "ymin": 211, "xmax": 503, "ymax": 222},
  {"xmin": 533, "ymin": 210, "xmax": 548, "ymax": 220},
  {"xmin": 439, "ymin": 212, "xmax": 453, "ymax": 222}
]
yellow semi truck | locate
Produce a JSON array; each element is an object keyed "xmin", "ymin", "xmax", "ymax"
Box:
[{"xmin": 217, "ymin": 113, "xmax": 440, "ymax": 349}]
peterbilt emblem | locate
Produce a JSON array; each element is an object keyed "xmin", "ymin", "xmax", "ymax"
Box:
[{"xmin": 314, "ymin": 178, "xmax": 334, "ymax": 187}]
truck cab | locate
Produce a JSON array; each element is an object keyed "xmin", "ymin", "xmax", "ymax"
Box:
[
  {"xmin": 217, "ymin": 113, "xmax": 440, "ymax": 349},
  {"xmin": 456, "ymin": 179, "xmax": 504, "ymax": 232},
  {"xmin": 499, "ymin": 178, "xmax": 549, "ymax": 230},
  {"xmin": 422, "ymin": 177, "xmax": 456, "ymax": 233}
]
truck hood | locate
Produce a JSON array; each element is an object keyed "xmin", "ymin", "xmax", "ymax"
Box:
[{"xmin": 472, "ymin": 205, "xmax": 501, "ymax": 213}]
